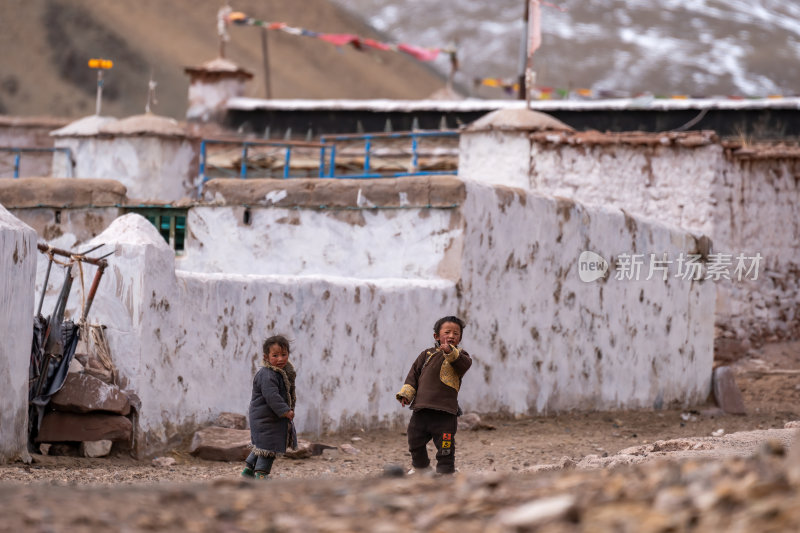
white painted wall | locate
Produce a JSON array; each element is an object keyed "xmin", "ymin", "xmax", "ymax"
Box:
[
  {"xmin": 0, "ymin": 205, "xmax": 36, "ymax": 463},
  {"xmin": 53, "ymin": 136, "xmax": 198, "ymax": 202},
  {"xmin": 460, "ymin": 128, "xmax": 799, "ymax": 342},
  {"xmin": 187, "ymin": 79, "xmax": 248, "ymax": 122},
  {"xmin": 457, "ymin": 182, "xmax": 714, "ymax": 413},
  {"xmin": 31, "ymin": 177, "xmax": 713, "ymax": 454},
  {"xmin": 458, "ymin": 131, "xmax": 532, "ymax": 190},
  {"xmin": 177, "ymin": 205, "xmax": 463, "ymax": 280}
]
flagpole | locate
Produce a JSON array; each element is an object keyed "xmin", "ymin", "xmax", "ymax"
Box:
[{"xmin": 517, "ymin": 0, "xmax": 529, "ymax": 100}]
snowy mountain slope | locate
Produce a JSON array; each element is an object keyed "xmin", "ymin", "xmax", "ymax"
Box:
[{"xmin": 335, "ymin": 0, "xmax": 800, "ymax": 98}]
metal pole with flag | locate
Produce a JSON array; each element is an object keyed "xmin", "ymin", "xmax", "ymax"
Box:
[{"xmin": 526, "ymin": 0, "xmax": 541, "ymax": 108}]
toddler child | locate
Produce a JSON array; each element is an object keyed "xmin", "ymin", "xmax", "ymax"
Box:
[
  {"xmin": 396, "ymin": 316, "xmax": 472, "ymax": 474},
  {"xmin": 241, "ymin": 335, "xmax": 298, "ymax": 479}
]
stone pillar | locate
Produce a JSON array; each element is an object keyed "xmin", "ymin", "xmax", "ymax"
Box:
[{"xmin": 184, "ymin": 58, "xmax": 253, "ymax": 123}]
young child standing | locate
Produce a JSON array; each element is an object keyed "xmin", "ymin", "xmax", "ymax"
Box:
[
  {"xmin": 396, "ymin": 316, "xmax": 472, "ymax": 475},
  {"xmin": 241, "ymin": 335, "xmax": 298, "ymax": 479}
]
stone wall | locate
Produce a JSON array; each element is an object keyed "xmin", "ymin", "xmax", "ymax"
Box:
[
  {"xmin": 52, "ymin": 137, "xmax": 199, "ymax": 202},
  {"xmin": 460, "ymin": 125, "xmax": 800, "ymax": 344},
  {"xmin": 0, "ymin": 205, "xmax": 36, "ymax": 463},
  {"xmin": 0, "ymin": 117, "xmax": 69, "ymax": 178},
  {"xmin": 0, "ymin": 178, "xmax": 126, "ymax": 250},
  {"xmin": 30, "ymin": 176, "xmax": 713, "ymax": 455}
]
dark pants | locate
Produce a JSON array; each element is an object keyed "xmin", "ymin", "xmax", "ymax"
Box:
[
  {"xmin": 407, "ymin": 409, "xmax": 458, "ymax": 474},
  {"xmin": 245, "ymin": 452, "xmax": 275, "ymax": 474}
]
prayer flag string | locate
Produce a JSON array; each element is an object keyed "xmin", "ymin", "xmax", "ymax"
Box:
[{"xmin": 225, "ymin": 12, "xmax": 454, "ymax": 63}]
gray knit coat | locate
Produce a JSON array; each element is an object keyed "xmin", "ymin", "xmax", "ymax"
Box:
[{"xmin": 248, "ymin": 361, "xmax": 298, "ymax": 455}]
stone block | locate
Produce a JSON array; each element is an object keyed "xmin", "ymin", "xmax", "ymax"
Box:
[
  {"xmin": 37, "ymin": 412, "xmax": 132, "ymax": 443},
  {"xmin": 214, "ymin": 412, "xmax": 247, "ymax": 430},
  {"xmin": 83, "ymin": 357, "xmax": 114, "ymax": 384},
  {"xmin": 189, "ymin": 427, "xmax": 250, "ymax": 462},
  {"xmin": 50, "ymin": 373, "xmax": 131, "ymax": 415},
  {"xmin": 80, "ymin": 440, "xmax": 112, "ymax": 458},
  {"xmin": 712, "ymin": 366, "xmax": 746, "ymax": 415}
]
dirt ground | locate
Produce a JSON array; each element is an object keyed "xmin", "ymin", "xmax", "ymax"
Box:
[{"xmin": 1, "ymin": 341, "xmax": 798, "ymax": 531}]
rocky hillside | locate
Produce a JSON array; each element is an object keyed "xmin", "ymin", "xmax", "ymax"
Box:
[{"xmin": 0, "ymin": 0, "xmax": 447, "ymax": 120}]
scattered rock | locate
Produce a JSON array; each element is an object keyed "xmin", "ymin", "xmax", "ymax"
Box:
[
  {"xmin": 785, "ymin": 421, "xmax": 800, "ymax": 429},
  {"xmin": 285, "ymin": 440, "xmax": 314, "ymax": 460},
  {"xmin": 81, "ymin": 440, "xmax": 112, "ymax": 458},
  {"xmin": 787, "ymin": 431, "xmax": 800, "ymax": 484},
  {"xmin": 84, "ymin": 356, "xmax": 114, "ymax": 384},
  {"xmin": 496, "ymin": 494, "xmax": 576, "ymax": 529},
  {"xmin": 382, "ymin": 464, "xmax": 405, "ymax": 477},
  {"xmin": 711, "ymin": 429, "xmax": 725, "ymax": 437},
  {"xmin": 189, "ymin": 427, "xmax": 250, "ymax": 461},
  {"xmin": 68, "ymin": 357, "xmax": 84, "ymax": 374},
  {"xmin": 50, "ymin": 373, "xmax": 131, "ymax": 416},
  {"xmin": 458, "ymin": 413, "xmax": 481, "ymax": 430},
  {"xmin": 339, "ymin": 444, "xmax": 360, "ymax": 455},
  {"xmin": 48, "ymin": 443, "xmax": 81, "ymax": 457},
  {"xmin": 214, "ymin": 412, "xmax": 247, "ymax": 430},
  {"xmin": 151, "ymin": 457, "xmax": 177, "ymax": 468},
  {"xmin": 712, "ymin": 366, "xmax": 747, "ymax": 415},
  {"xmin": 37, "ymin": 412, "xmax": 133, "ymax": 443},
  {"xmin": 458, "ymin": 412, "xmax": 497, "ymax": 431}
]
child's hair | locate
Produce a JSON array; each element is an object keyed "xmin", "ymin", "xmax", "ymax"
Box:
[
  {"xmin": 263, "ymin": 335, "xmax": 291, "ymax": 356},
  {"xmin": 433, "ymin": 316, "xmax": 466, "ymax": 336}
]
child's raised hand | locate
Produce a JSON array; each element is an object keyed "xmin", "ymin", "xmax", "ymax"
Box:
[
  {"xmin": 398, "ymin": 396, "xmax": 409, "ymax": 406},
  {"xmin": 440, "ymin": 341, "xmax": 452, "ymax": 354}
]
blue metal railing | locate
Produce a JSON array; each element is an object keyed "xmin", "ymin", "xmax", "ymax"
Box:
[
  {"xmin": 198, "ymin": 138, "xmax": 330, "ymax": 194},
  {"xmin": 197, "ymin": 131, "xmax": 459, "ymax": 193},
  {"xmin": 319, "ymin": 131, "xmax": 459, "ymax": 179},
  {"xmin": 0, "ymin": 147, "xmax": 73, "ymax": 178}
]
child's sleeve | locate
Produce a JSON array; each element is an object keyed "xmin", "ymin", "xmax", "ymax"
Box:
[
  {"xmin": 444, "ymin": 347, "xmax": 472, "ymax": 377},
  {"xmin": 261, "ymin": 373, "xmax": 291, "ymax": 417},
  {"xmin": 395, "ymin": 351, "xmax": 424, "ymax": 403}
]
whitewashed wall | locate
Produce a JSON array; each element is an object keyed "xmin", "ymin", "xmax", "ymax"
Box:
[
  {"xmin": 11, "ymin": 207, "xmax": 121, "ymax": 251},
  {"xmin": 53, "ymin": 137, "xmax": 198, "ymax": 202},
  {"xmin": 461, "ymin": 129, "xmax": 800, "ymax": 342},
  {"xmin": 0, "ymin": 205, "xmax": 36, "ymax": 463},
  {"xmin": 31, "ymin": 177, "xmax": 713, "ymax": 454},
  {"xmin": 36, "ymin": 214, "xmax": 457, "ymax": 454},
  {"xmin": 457, "ymin": 182, "xmax": 714, "ymax": 413},
  {"xmin": 177, "ymin": 206, "xmax": 463, "ymax": 280},
  {"xmin": 187, "ymin": 79, "xmax": 248, "ymax": 122}
]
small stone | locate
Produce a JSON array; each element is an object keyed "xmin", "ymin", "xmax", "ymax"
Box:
[
  {"xmin": 339, "ymin": 444, "xmax": 360, "ymax": 455},
  {"xmin": 382, "ymin": 464, "xmax": 405, "ymax": 477},
  {"xmin": 784, "ymin": 421, "xmax": 800, "ymax": 429},
  {"xmin": 711, "ymin": 429, "xmax": 725, "ymax": 437},
  {"xmin": 458, "ymin": 413, "xmax": 481, "ymax": 430},
  {"xmin": 152, "ymin": 457, "xmax": 177, "ymax": 467},
  {"xmin": 497, "ymin": 495, "xmax": 576, "ymax": 528},
  {"xmin": 712, "ymin": 366, "xmax": 746, "ymax": 415},
  {"xmin": 189, "ymin": 427, "xmax": 250, "ymax": 461},
  {"xmin": 68, "ymin": 357, "xmax": 84, "ymax": 374},
  {"xmin": 80, "ymin": 440, "xmax": 112, "ymax": 458},
  {"xmin": 214, "ymin": 412, "xmax": 247, "ymax": 430}
]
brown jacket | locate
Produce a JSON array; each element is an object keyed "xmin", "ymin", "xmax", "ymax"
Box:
[{"xmin": 396, "ymin": 346, "xmax": 472, "ymax": 415}]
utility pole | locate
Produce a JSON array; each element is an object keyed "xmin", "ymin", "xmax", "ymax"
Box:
[
  {"xmin": 260, "ymin": 26, "xmax": 272, "ymax": 99},
  {"xmin": 88, "ymin": 58, "xmax": 113, "ymax": 115},
  {"xmin": 517, "ymin": 0, "xmax": 529, "ymax": 100},
  {"xmin": 217, "ymin": 3, "xmax": 232, "ymax": 58}
]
